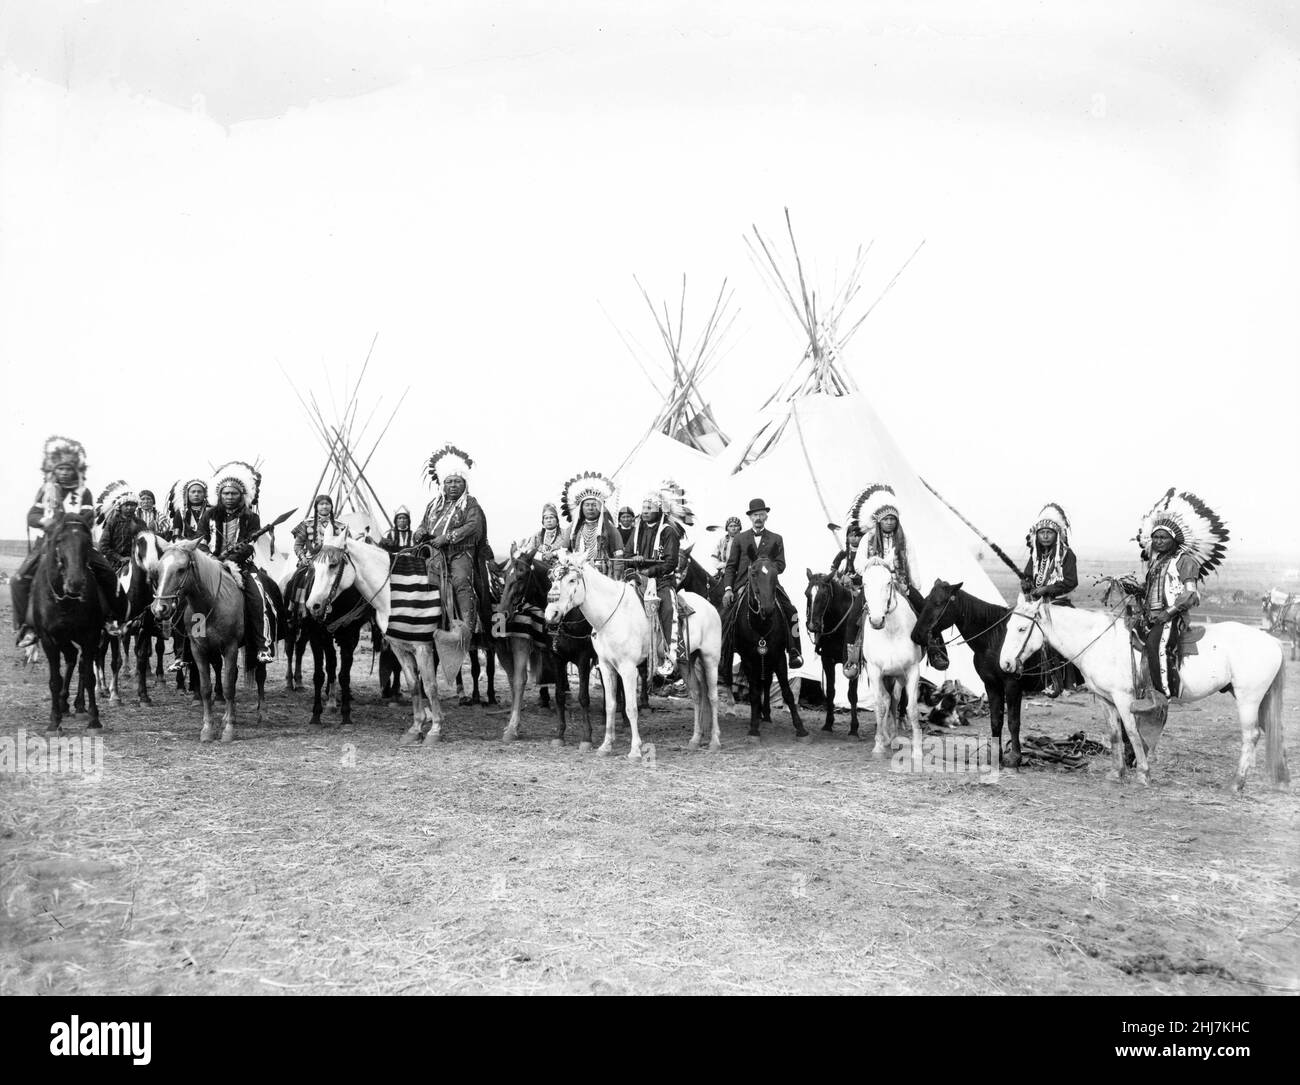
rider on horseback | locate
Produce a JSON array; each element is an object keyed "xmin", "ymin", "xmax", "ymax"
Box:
[
  {"xmin": 625, "ymin": 481, "xmax": 692, "ymax": 679},
  {"xmin": 209, "ymin": 461, "xmax": 275, "ymax": 664},
  {"xmin": 136, "ymin": 489, "xmax": 172, "ymax": 538},
  {"xmin": 292, "ymin": 495, "xmax": 346, "ymax": 564},
  {"xmin": 830, "ymin": 522, "xmax": 865, "ymax": 584},
  {"xmin": 1130, "ymin": 489, "xmax": 1229, "ymax": 712},
  {"xmin": 170, "ymin": 478, "xmax": 213, "ymax": 541},
  {"xmin": 712, "ymin": 516, "xmax": 742, "ymax": 574},
  {"xmin": 721, "ymin": 497, "xmax": 804, "ymax": 677},
  {"xmin": 850, "ymin": 483, "xmax": 949, "ymax": 670},
  {"xmin": 12, "ymin": 436, "xmax": 122, "ymax": 648},
  {"xmin": 531, "ymin": 503, "xmax": 565, "ymax": 566},
  {"xmin": 1019, "ymin": 503, "xmax": 1080, "ymax": 697},
  {"xmin": 97, "ymin": 482, "xmax": 144, "ymax": 570},
  {"xmin": 558, "ymin": 472, "xmax": 624, "ymax": 570},
  {"xmin": 380, "ymin": 505, "xmax": 415, "ymax": 553},
  {"xmin": 417, "ymin": 445, "xmax": 488, "ymax": 637}
]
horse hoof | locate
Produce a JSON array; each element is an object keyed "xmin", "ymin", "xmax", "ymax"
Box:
[
  {"xmin": 397, "ymin": 730, "xmax": 421, "ymax": 747},
  {"xmin": 502, "ymin": 730, "xmax": 518, "ymax": 743},
  {"xmin": 578, "ymin": 741, "xmax": 592, "ymax": 752},
  {"xmin": 746, "ymin": 734, "xmax": 761, "ymax": 744},
  {"xmin": 108, "ymin": 696, "xmax": 122, "ymax": 707},
  {"xmin": 423, "ymin": 732, "xmax": 443, "ymax": 745},
  {"xmin": 221, "ymin": 728, "xmax": 235, "ymax": 744},
  {"xmin": 1137, "ymin": 772, "xmax": 1151, "ymax": 787},
  {"xmin": 871, "ymin": 746, "xmax": 885, "ymax": 760},
  {"xmin": 87, "ymin": 719, "xmax": 102, "ymax": 731},
  {"xmin": 550, "ymin": 737, "xmax": 563, "ymax": 748},
  {"xmin": 1003, "ymin": 752, "xmax": 1022, "ymax": 769},
  {"xmin": 627, "ymin": 749, "xmax": 642, "ymax": 761},
  {"xmin": 199, "ymin": 731, "xmax": 213, "ymax": 743},
  {"xmin": 688, "ymin": 737, "xmax": 701, "ymax": 750},
  {"xmin": 1105, "ymin": 769, "xmax": 1123, "ymax": 782},
  {"xmin": 709, "ymin": 740, "xmax": 722, "ymax": 752},
  {"xmin": 458, "ymin": 696, "xmax": 473, "ymax": 707},
  {"xmin": 138, "ymin": 695, "xmax": 152, "ymax": 706},
  {"xmin": 596, "ymin": 746, "xmax": 612, "ymax": 757},
  {"xmin": 46, "ymin": 722, "xmax": 61, "ymax": 735},
  {"xmin": 794, "ymin": 731, "xmax": 811, "ymax": 742},
  {"xmin": 309, "ymin": 716, "xmax": 322, "ymax": 728},
  {"xmin": 821, "ymin": 723, "xmax": 834, "ymax": 732}
]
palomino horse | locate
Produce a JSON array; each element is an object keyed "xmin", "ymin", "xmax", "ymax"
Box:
[
  {"xmin": 913, "ymin": 578, "xmax": 1050, "ymax": 769},
  {"xmin": 731, "ymin": 557, "xmax": 806, "ymax": 741},
  {"xmin": 303, "ymin": 532, "xmax": 449, "ymax": 746},
  {"xmin": 149, "ymin": 537, "xmax": 259, "ymax": 742},
  {"xmin": 29, "ymin": 513, "xmax": 105, "ymax": 732},
  {"xmin": 546, "ymin": 550, "xmax": 723, "ymax": 757},
  {"xmin": 804, "ymin": 570, "xmax": 864, "ymax": 735},
  {"xmin": 856, "ymin": 558, "xmax": 923, "ymax": 762},
  {"xmin": 1000, "ymin": 594, "xmax": 1289, "ymax": 790},
  {"xmin": 496, "ymin": 542, "xmax": 598, "ymax": 746}
]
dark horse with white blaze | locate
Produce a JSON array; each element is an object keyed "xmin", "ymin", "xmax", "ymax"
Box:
[
  {"xmin": 804, "ymin": 571, "xmax": 864, "ymax": 735},
  {"xmin": 911, "ymin": 578, "xmax": 1048, "ymax": 768},
  {"xmin": 732, "ymin": 556, "xmax": 807, "ymax": 741},
  {"xmin": 148, "ymin": 536, "xmax": 282, "ymax": 743},
  {"xmin": 496, "ymin": 544, "xmax": 596, "ymax": 745},
  {"xmin": 29, "ymin": 513, "xmax": 105, "ymax": 731}
]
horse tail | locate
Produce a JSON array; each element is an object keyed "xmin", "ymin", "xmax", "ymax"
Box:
[{"xmin": 1261, "ymin": 661, "xmax": 1290, "ymax": 788}]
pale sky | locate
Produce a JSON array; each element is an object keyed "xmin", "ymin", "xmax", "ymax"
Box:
[{"xmin": 2, "ymin": 1, "xmax": 1297, "ymax": 561}]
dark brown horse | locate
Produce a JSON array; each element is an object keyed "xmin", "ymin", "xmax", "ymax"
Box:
[
  {"xmin": 496, "ymin": 545, "xmax": 597, "ymax": 745},
  {"xmin": 912, "ymin": 579, "xmax": 1048, "ymax": 768},
  {"xmin": 733, "ymin": 556, "xmax": 807, "ymax": 741},
  {"xmin": 804, "ymin": 571, "xmax": 863, "ymax": 735},
  {"xmin": 29, "ymin": 513, "xmax": 105, "ymax": 732}
]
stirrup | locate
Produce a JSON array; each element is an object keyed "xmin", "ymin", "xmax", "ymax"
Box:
[
  {"xmin": 1131, "ymin": 689, "xmax": 1167, "ymax": 714},
  {"xmin": 257, "ymin": 649, "xmax": 274, "ymax": 664},
  {"xmin": 788, "ymin": 651, "xmax": 803, "ymax": 668}
]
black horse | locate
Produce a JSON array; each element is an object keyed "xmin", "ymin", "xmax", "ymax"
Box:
[
  {"xmin": 804, "ymin": 571, "xmax": 864, "ymax": 735},
  {"xmin": 454, "ymin": 558, "xmax": 501, "ymax": 706},
  {"xmin": 288, "ymin": 563, "xmax": 366, "ymax": 728},
  {"xmin": 912, "ymin": 579, "xmax": 1049, "ymax": 768},
  {"xmin": 732, "ymin": 557, "xmax": 807, "ymax": 740},
  {"xmin": 497, "ymin": 548, "xmax": 601, "ymax": 745},
  {"xmin": 28, "ymin": 514, "xmax": 105, "ymax": 732}
]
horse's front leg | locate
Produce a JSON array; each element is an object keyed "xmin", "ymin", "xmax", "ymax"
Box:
[
  {"xmin": 501, "ymin": 636, "xmax": 529, "ymax": 741},
  {"xmin": 107, "ymin": 635, "xmax": 123, "ymax": 706},
  {"xmin": 80, "ymin": 639, "xmax": 101, "ymax": 730},
  {"xmin": 1112, "ymin": 694, "xmax": 1150, "ymax": 785},
  {"xmin": 396, "ymin": 650, "xmax": 424, "ymax": 745},
  {"xmin": 847, "ymin": 671, "xmax": 860, "ymax": 736},
  {"xmin": 1100, "ymin": 700, "xmax": 1126, "ymax": 781},
  {"xmin": 821, "ymin": 657, "xmax": 836, "ymax": 732},
  {"xmin": 337, "ymin": 630, "xmax": 356, "ymax": 729},
  {"xmin": 135, "ymin": 631, "xmax": 152, "ymax": 705},
  {"xmin": 775, "ymin": 660, "xmax": 807, "ymax": 740},
  {"xmin": 45, "ymin": 642, "xmax": 64, "ymax": 732},
  {"xmin": 485, "ymin": 645, "xmax": 498, "ymax": 705},
  {"xmin": 987, "ymin": 680, "xmax": 1007, "ymax": 769},
  {"xmin": 552, "ymin": 651, "xmax": 570, "ymax": 747},
  {"xmin": 869, "ymin": 665, "xmax": 891, "ymax": 759},
  {"xmin": 309, "ymin": 634, "xmax": 326, "ymax": 727},
  {"xmin": 704, "ymin": 652, "xmax": 722, "ymax": 750},
  {"xmin": 417, "ymin": 645, "xmax": 442, "ymax": 744},
  {"xmin": 597, "ymin": 661, "xmax": 619, "ymax": 755},
  {"xmin": 220, "ymin": 648, "xmax": 238, "ymax": 743},
  {"xmin": 744, "ymin": 657, "xmax": 762, "ymax": 739},
  {"xmin": 905, "ymin": 665, "xmax": 923, "ymax": 769},
  {"xmin": 578, "ymin": 657, "xmax": 594, "ymax": 750},
  {"xmin": 620, "ymin": 661, "xmax": 644, "ymax": 760},
  {"xmin": 196, "ymin": 651, "xmax": 216, "ymax": 742}
]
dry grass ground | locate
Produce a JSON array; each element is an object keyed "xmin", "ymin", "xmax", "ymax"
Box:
[{"xmin": 1, "ymin": 575, "xmax": 1298, "ymax": 995}]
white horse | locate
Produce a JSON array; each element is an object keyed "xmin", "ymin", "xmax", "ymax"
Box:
[
  {"xmin": 545, "ymin": 550, "xmax": 723, "ymax": 758},
  {"xmin": 301, "ymin": 531, "xmax": 443, "ymax": 746},
  {"xmin": 857, "ymin": 558, "xmax": 924, "ymax": 762},
  {"xmin": 1000, "ymin": 595, "xmax": 1289, "ymax": 790}
]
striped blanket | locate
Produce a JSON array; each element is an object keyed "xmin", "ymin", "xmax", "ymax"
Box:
[
  {"xmin": 505, "ymin": 600, "xmax": 549, "ymax": 647},
  {"xmin": 388, "ymin": 553, "xmax": 442, "ymax": 642}
]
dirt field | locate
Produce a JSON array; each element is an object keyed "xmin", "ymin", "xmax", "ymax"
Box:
[{"xmin": 2, "ymin": 563, "xmax": 1298, "ymax": 995}]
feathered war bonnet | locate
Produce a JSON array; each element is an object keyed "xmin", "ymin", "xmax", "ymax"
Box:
[
  {"xmin": 642, "ymin": 479, "xmax": 695, "ymax": 533},
  {"xmin": 425, "ymin": 444, "xmax": 474, "ymax": 490},
  {"xmin": 209, "ymin": 461, "xmax": 261, "ymax": 510},
  {"xmin": 1137, "ymin": 488, "xmax": 1229, "ymax": 579},
  {"xmin": 560, "ymin": 471, "xmax": 616, "ymax": 523},
  {"xmin": 95, "ymin": 480, "xmax": 139, "ymax": 524},
  {"xmin": 849, "ymin": 483, "xmax": 903, "ymax": 537},
  {"xmin": 168, "ymin": 478, "xmax": 207, "ymax": 519},
  {"xmin": 42, "ymin": 435, "xmax": 87, "ymax": 478}
]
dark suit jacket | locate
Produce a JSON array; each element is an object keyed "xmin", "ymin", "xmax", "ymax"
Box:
[{"xmin": 724, "ymin": 528, "xmax": 786, "ymax": 591}]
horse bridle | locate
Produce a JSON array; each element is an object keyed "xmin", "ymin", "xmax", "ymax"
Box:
[
  {"xmin": 861, "ymin": 575, "xmax": 898, "ymax": 626},
  {"xmin": 47, "ymin": 520, "xmax": 91, "ymax": 602},
  {"xmin": 550, "ymin": 564, "xmax": 626, "ymax": 636},
  {"xmin": 807, "ymin": 578, "xmax": 854, "ymax": 642}
]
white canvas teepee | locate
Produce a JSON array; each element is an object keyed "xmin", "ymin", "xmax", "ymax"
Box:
[
  {"xmin": 612, "ymin": 276, "xmax": 736, "ymax": 547},
  {"xmin": 722, "ymin": 214, "xmax": 1003, "ymax": 695}
]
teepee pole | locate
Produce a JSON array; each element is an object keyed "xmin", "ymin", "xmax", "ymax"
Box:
[{"xmin": 919, "ymin": 478, "xmax": 1023, "ymax": 577}]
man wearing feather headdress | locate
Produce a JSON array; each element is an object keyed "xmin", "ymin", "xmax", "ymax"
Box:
[
  {"xmin": 626, "ymin": 481, "xmax": 690, "ymax": 678},
  {"xmin": 1130, "ymin": 490, "xmax": 1229, "ymax": 712},
  {"xmin": 12, "ymin": 436, "xmax": 122, "ymax": 648},
  {"xmin": 169, "ymin": 478, "xmax": 213, "ymax": 542},
  {"xmin": 209, "ymin": 461, "xmax": 275, "ymax": 664},
  {"xmin": 416, "ymin": 445, "xmax": 488, "ymax": 636},
  {"xmin": 557, "ymin": 472, "xmax": 624, "ymax": 568},
  {"xmin": 851, "ymin": 483, "xmax": 948, "ymax": 670},
  {"xmin": 96, "ymin": 482, "xmax": 144, "ymax": 570},
  {"xmin": 1019, "ymin": 503, "xmax": 1081, "ymax": 697}
]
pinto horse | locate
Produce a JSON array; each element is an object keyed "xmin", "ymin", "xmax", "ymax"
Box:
[
  {"xmin": 496, "ymin": 543, "xmax": 598, "ymax": 745},
  {"xmin": 547, "ymin": 550, "xmax": 723, "ymax": 756},
  {"xmin": 912, "ymin": 578, "xmax": 1049, "ymax": 769},
  {"xmin": 30, "ymin": 513, "xmax": 105, "ymax": 732},
  {"xmin": 731, "ymin": 557, "xmax": 806, "ymax": 741},
  {"xmin": 1001, "ymin": 594, "xmax": 1289, "ymax": 790},
  {"xmin": 289, "ymin": 561, "xmax": 367, "ymax": 728},
  {"xmin": 804, "ymin": 571, "xmax": 863, "ymax": 735}
]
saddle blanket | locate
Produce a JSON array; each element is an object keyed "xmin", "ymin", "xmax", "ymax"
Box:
[
  {"xmin": 388, "ymin": 553, "xmax": 442, "ymax": 642},
  {"xmin": 507, "ymin": 601, "xmax": 550, "ymax": 648}
]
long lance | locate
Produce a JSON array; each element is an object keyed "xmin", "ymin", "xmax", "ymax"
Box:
[{"xmin": 918, "ymin": 478, "xmax": 1022, "ymax": 577}]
